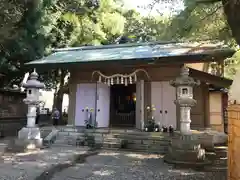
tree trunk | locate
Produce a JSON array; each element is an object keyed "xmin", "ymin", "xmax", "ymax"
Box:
[
  {"xmin": 222, "ymin": 0, "xmax": 240, "ymax": 45},
  {"xmin": 52, "ymin": 71, "xmax": 65, "ymax": 125}
]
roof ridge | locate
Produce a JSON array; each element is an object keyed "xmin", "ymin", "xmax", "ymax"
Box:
[
  {"xmin": 53, "ymin": 41, "xmax": 179, "ymax": 52},
  {"xmin": 53, "ymin": 41, "xmax": 228, "ymax": 52}
]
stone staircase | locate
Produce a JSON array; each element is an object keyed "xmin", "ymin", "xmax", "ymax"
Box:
[
  {"xmin": 39, "ymin": 126, "xmax": 228, "ymax": 171},
  {"xmin": 41, "ymin": 127, "xmax": 171, "ymax": 154},
  {"xmin": 40, "ymin": 126, "xmax": 54, "ymax": 139},
  {"xmin": 40, "ymin": 126, "xmax": 59, "ymax": 147},
  {"xmin": 205, "ymin": 145, "xmax": 228, "ymax": 171}
]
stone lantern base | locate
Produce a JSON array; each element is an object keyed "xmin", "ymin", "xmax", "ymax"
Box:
[
  {"xmin": 164, "ymin": 131, "xmax": 211, "ymax": 168},
  {"xmin": 198, "ymin": 129, "xmax": 227, "ymax": 151},
  {"xmin": 6, "ymin": 127, "xmax": 43, "ymax": 152}
]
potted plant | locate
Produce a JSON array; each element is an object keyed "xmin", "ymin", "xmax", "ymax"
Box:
[
  {"xmin": 84, "ymin": 107, "xmax": 96, "ymax": 129},
  {"xmin": 144, "ymin": 105, "xmax": 159, "ymax": 132}
]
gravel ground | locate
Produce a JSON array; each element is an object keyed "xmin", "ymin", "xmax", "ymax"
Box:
[
  {"xmin": 0, "ymin": 146, "xmax": 90, "ymax": 180},
  {"xmin": 0, "ymin": 137, "xmax": 227, "ymax": 180},
  {"xmin": 51, "ymin": 150, "xmax": 227, "ymax": 180}
]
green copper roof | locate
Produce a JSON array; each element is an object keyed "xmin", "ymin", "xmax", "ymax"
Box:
[{"xmin": 26, "ymin": 42, "xmax": 235, "ymax": 66}]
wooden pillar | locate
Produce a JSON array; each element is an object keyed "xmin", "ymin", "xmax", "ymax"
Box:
[
  {"xmin": 203, "ymin": 83, "xmax": 210, "ymax": 128},
  {"xmin": 144, "ymin": 81, "xmax": 151, "ymax": 122}
]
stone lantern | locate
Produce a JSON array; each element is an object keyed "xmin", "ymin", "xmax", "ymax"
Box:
[
  {"xmin": 165, "ymin": 66, "xmax": 210, "ymax": 167},
  {"xmin": 170, "ymin": 66, "xmax": 200, "ymax": 134},
  {"xmin": 17, "ymin": 69, "xmax": 45, "ymax": 150}
]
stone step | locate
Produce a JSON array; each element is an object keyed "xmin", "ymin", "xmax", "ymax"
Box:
[
  {"xmin": 115, "ymin": 134, "xmax": 169, "ymax": 140},
  {"xmin": 51, "ymin": 143, "xmax": 75, "ymax": 147},
  {"xmin": 57, "ymin": 131, "xmax": 170, "ymax": 142},
  {"xmin": 41, "ymin": 130, "xmax": 52, "ymax": 139},
  {"xmin": 104, "ymin": 138, "xmax": 121, "ymax": 143},
  {"xmin": 214, "ymin": 146, "xmax": 227, "ymax": 156},
  {"xmin": 56, "ymin": 132, "xmax": 169, "ymax": 141},
  {"xmin": 212, "ymin": 157, "xmax": 227, "ymax": 166},
  {"xmin": 126, "ymin": 143, "xmax": 148, "ymax": 149},
  {"xmin": 214, "ymin": 146, "xmax": 227, "ymax": 151},
  {"xmin": 204, "ymin": 146, "xmax": 228, "ymax": 171},
  {"xmin": 204, "ymin": 158, "xmax": 227, "ymax": 172},
  {"xmin": 52, "ymin": 128, "xmax": 170, "ymax": 154},
  {"xmin": 102, "ymin": 142, "xmax": 121, "ymax": 149},
  {"xmin": 205, "ymin": 152, "xmax": 216, "ymax": 161},
  {"xmin": 58, "ymin": 128, "xmax": 137, "ymax": 134},
  {"xmin": 58, "ymin": 128, "xmax": 169, "ymax": 136},
  {"xmin": 205, "ymin": 146, "xmax": 227, "ymax": 158},
  {"xmin": 125, "ymin": 143, "xmax": 168, "ymax": 153}
]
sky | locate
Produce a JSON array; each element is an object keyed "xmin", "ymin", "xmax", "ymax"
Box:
[{"xmin": 123, "ymin": 0, "xmax": 184, "ymax": 16}]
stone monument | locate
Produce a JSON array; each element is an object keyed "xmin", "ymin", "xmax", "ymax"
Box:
[
  {"xmin": 164, "ymin": 66, "xmax": 210, "ymax": 167},
  {"xmin": 16, "ymin": 69, "xmax": 45, "ymax": 151}
]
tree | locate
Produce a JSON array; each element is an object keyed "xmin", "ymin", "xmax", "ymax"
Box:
[
  {"xmin": 221, "ymin": 0, "xmax": 240, "ymax": 46},
  {"xmin": 0, "ymin": 0, "xmax": 48, "ymax": 87},
  {"xmin": 0, "ymin": 0, "xmax": 25, "ymax": 49},
  {"xmin": 145, "ymin": 0, "xmax": 238, "ymax": 78},
  {"xmin": 118, "ymin": 9, "xmax": 170, "ymax": 42}
]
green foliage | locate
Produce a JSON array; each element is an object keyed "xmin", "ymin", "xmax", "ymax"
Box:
[
  {"xmin": 122, "ymin": 9, "xmax": 170, "ymax": 42},
  {"xmin": 1, "ymin": 0, "xmax": 238, "ymax": 88},
  {"xmin": 224, "ymin": 50, "xmax": 240, "ymax": 79},
  {"xmin": 165, "ymin": 1, "xmax": 233, "ymax": 43},
  {"xmin": 0, "ymin": 0, "xmax": 127, "ymax": 88},
  {"xmin": 0, "ymin": 0, "xmax": 25, "ymax": 47},
  {"xmin": 147, "ymin": 0, "xmax": 238, "ymax": 78}
]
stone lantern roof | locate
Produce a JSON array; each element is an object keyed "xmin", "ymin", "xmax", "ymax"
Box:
[
  {"xmin": 170, "ymin": 66, "xmax": 200, "ymax": 87},
  {"xmin": 22, "ymin": 70, "xmax": 45, "ymax": 89}
]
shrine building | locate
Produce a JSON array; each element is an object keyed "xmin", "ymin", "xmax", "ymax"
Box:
[{"xmin": 26, "ymin": 42, "xmax": 234, "ymax": 132}]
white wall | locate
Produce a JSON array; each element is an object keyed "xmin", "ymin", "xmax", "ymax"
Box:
[{"xmin": 39, "ymin": 89, "xmax": 69, "ymax": 111}]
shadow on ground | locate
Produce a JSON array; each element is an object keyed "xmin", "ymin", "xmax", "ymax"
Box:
[{"xmin": 50, "ymin": 150, "xmax": 227, "ymax": 180}]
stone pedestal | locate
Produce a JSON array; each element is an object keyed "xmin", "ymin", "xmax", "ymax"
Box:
[
  {"xmin": 17, "ymin": 127, "xmax": 43, "ymax": 150},
  {"xmin": 198, "ymin": 129, "xmax": 227, "ymax": 151},
  {"xmin": 164, "ymin": 131, "xmax": 211, "ymax": 167},
  {"xmin": 179, "ymin": 106, "xmax": 192, "ymax": 133},
  {"xmin": 26, "ymin": 104, "xmax": 37, "ymax": 127},
  {"xmin": 6, "ymin": 127, "xmax": 43, "ymax": 152}
]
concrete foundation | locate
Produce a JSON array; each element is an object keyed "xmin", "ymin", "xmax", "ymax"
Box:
[{"xmin": 6, "ymin": 127, "xmax": 43, "ymax": 152}]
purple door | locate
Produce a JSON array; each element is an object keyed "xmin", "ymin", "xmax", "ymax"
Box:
[
  {"xmin": 96, "ymin": 83, "xmax": 110, "ymax": 128},
  {"xmin": 75, "ymin": 83, "xmax": 96, "ymax": 126}
]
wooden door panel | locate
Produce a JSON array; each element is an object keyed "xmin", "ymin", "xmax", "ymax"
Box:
[
  {"xmin": 96, "ymin": 83, "xmax": 110, "ymax": 128},
  {"xmin": 151, "ymin": 81, "xmax": 163, "ymax": 126},
  {"xmin": 136, "ymin": 80, "xmax": 144, "ymax": 129},
  {"xmin": 75, "ymin": 83, "xmax": 96, "ymax": 126},
  {"xmin": 75, "ymin": 84, "xmax": 85, "ymax": 126},
  {"xmin": 162, "ymin": 81, "xmax": 177, "ymax": 128}
]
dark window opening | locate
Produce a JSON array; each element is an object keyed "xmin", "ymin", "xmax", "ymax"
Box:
[{"xmin": 182, "ymin": 88, "xmax": 188, "ymax": 94}]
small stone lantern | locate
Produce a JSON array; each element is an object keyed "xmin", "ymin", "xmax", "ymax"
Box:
[
  {"xmin": 17, "ymin": 69, "xmax": 45, "ymax": 150},
  {"xmin": 170, "ymin": 66, "xmax": 200, "ymax": 134},
  {"xmin": 22, "ymin": 70, "xmax": 45, "ymax": 127}
]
